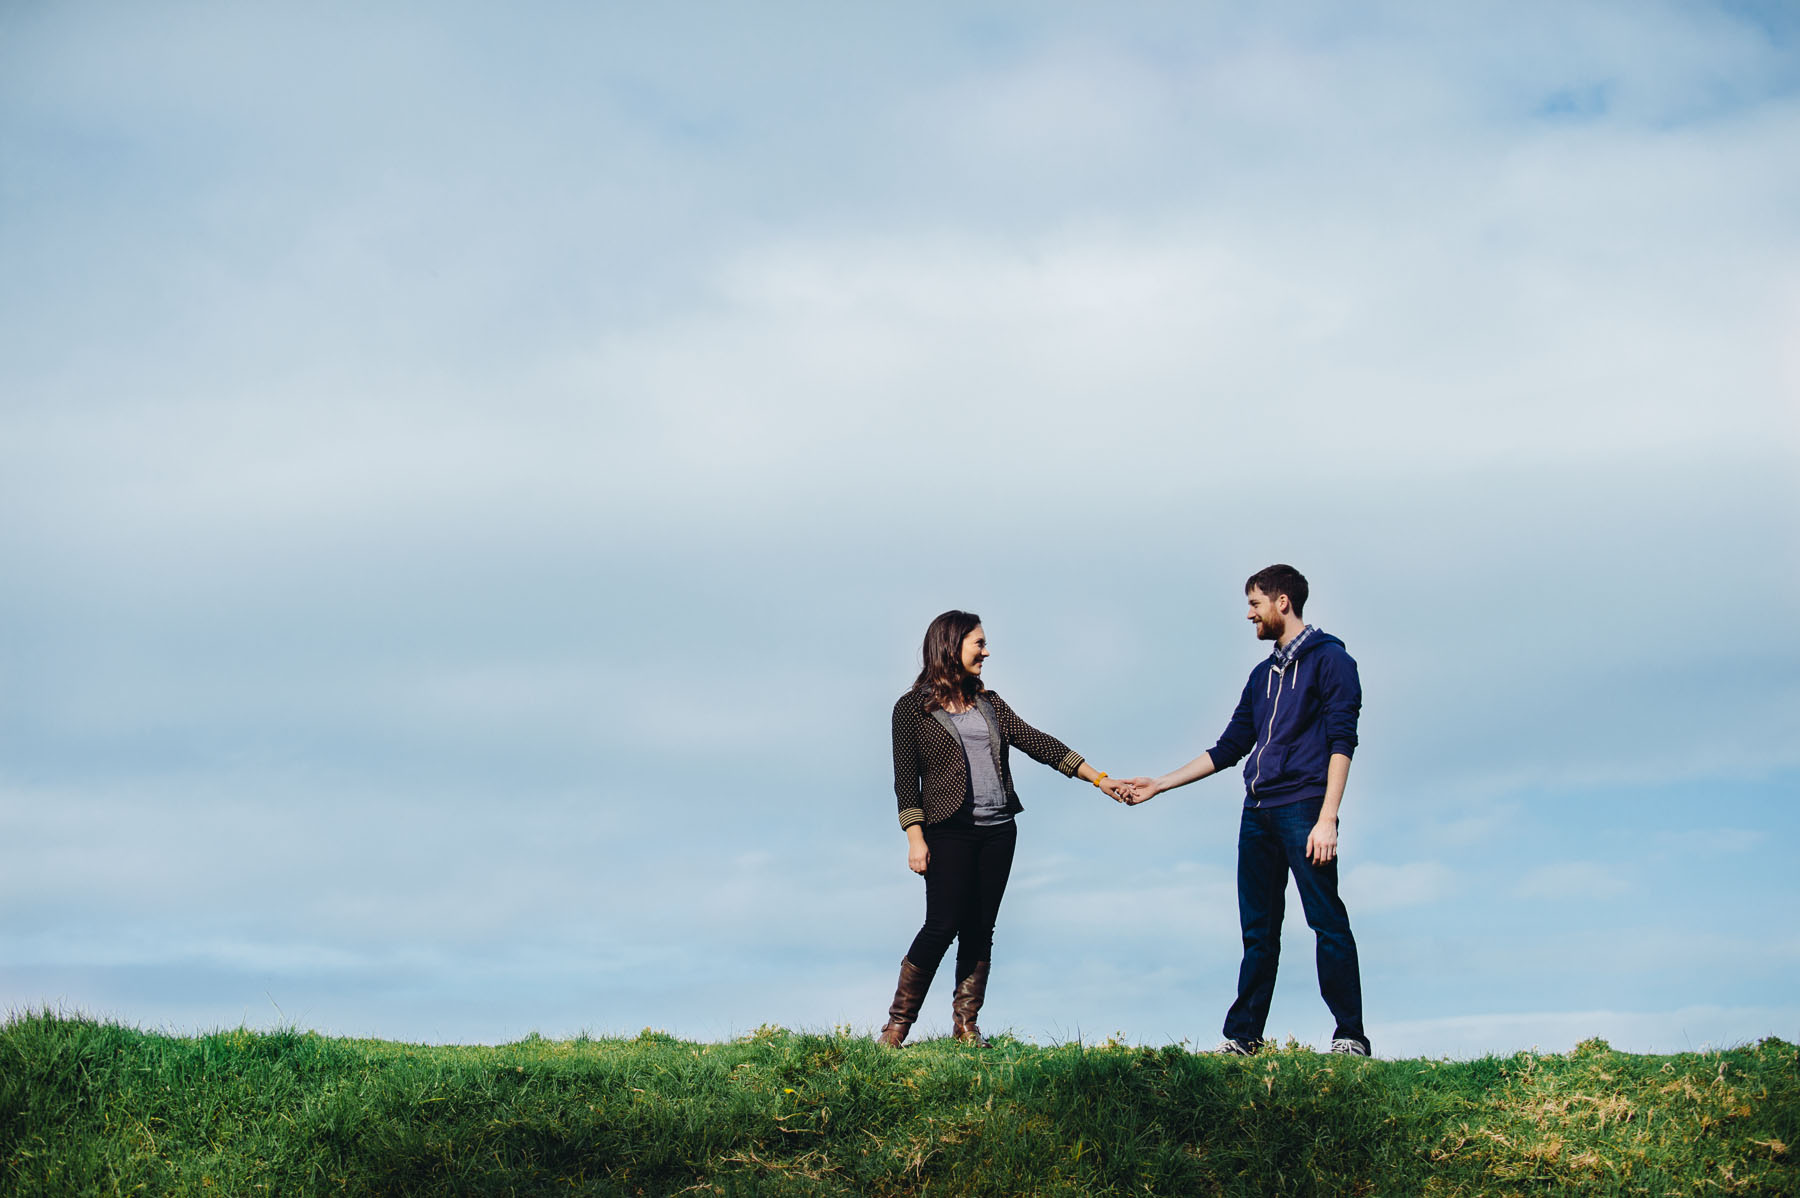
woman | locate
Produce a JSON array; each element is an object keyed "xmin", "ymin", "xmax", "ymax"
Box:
[{"xmin": 879, "ymin": 609, "xmax": 1130, "ymax": 1047}]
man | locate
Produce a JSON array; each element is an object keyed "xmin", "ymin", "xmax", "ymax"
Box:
[{"xmin": 1124, "ymin": 564, "xmax": 1370, "ymax": 1056}]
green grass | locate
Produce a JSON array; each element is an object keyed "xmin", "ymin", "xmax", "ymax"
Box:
[{"xmin": 2, "ymin": 1012, "xmax": 1794, "ymax": 1196}]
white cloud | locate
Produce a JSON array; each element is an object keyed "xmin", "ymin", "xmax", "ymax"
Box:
[
  {"xmin": 1343, "ymin": 861, "xmax": 1457, "ymax": 912},
  {"xmin": 1010, "ymin": 858, "xmax": 1239, "ymax": 949},
  {"xmin": 1374, "ymin": 1005, "xmax": 1800, "ymax": 1060},
  {"xmin": 8, "ymin": 8, "xmax": 1797, "ymax": 547},
  {"xmin": 1514, "ymin": 862, "xmax": 1633, "ymax": 901},
  {"xmin": 1655, "ymin": 827, "xmax": 1765, "ymax": 856}
]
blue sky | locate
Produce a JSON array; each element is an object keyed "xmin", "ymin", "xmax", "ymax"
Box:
[{"xmin": 3, "ymin": 0, "xmax": 1797, "ymax": 1057}]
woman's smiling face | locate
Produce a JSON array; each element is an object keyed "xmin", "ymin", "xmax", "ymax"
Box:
[{"xmin": 960, "ymin": 625, "xmax": 990, "ymax": 677}]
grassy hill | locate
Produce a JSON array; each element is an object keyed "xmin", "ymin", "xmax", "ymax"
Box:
[{"xmin": 2, "ymin": 1011, "xmax": 1794, "ymax": 1196}]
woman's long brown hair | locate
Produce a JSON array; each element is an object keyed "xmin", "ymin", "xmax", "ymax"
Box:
[{"xmin": 913, "ymin": 609, "xmax": 983, "ymax": 712}]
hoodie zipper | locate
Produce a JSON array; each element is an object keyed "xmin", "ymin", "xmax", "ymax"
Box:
[{"xmin": 1247, "ymin": 658, "xmax": 1297, "ymax": 805}]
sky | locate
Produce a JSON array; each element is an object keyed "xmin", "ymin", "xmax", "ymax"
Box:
[{"xmin": 3, "ymin": 0, "xmax": 1797, "ymax": 1059}]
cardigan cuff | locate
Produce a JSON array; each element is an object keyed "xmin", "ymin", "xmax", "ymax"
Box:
[
  {"xmin": 1056, "ymin": 750, "xmax": 1084, "ymax": 777},
  {"xmin": 899, "ymin": 807, "xmax": 925, "ymax": 830}
]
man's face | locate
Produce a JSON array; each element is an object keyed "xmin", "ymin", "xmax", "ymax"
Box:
[{"xmin": 1246, "ymin": 587, "xmax": 1287, "ymax": 641}]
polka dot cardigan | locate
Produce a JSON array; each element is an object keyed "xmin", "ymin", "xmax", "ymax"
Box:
[{"xmin": 891, "ymin": 686, "xmax": 1086, "ymax": 830}]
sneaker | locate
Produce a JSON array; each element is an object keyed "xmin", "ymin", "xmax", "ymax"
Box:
[
  {"xmin": 1329, "ymin": 1038, "xmax": 1370, "ymax": 1056},
  {"xmin": 1209, "ymin": 1038, "xmax": 1258, "ymax": 1056}
]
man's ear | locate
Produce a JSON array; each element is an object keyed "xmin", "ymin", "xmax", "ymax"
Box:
[{"xmin": 1275, "ymin": 592, "xmax": 1292, "ymax": 615}]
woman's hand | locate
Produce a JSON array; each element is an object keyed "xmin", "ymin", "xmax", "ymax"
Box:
[{"xmin": 907, "ymin": 828, "xmax": 930, "ymax": 874}]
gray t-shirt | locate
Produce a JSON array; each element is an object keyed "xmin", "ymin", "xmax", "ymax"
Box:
[{"xmin": 948, "ymin": 705, "xmax": 1012, "ymax": 825}]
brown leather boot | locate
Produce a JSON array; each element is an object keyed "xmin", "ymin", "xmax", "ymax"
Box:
[
  {"xmin": 876, "ymin": 958, "xmax": 930, "ymax": 1047},
  {"xmin": 951, "ymin": 960, "xmax": 990, "ymax": 1046}
]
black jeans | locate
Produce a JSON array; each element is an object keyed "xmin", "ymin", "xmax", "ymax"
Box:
[{"xmin": 905, "ymin": 819, "xmax": 1017, "ymax": 985}]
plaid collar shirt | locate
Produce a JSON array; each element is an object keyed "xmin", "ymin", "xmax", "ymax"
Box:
[{"xmin": 1272, "ymin": 623, "xmax": 1316, "ymax": 668}]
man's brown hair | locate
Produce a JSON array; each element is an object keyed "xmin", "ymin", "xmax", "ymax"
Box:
[{"xmin": 1245, "ymin": 564, "xmax": 1309, "ymax": 619}]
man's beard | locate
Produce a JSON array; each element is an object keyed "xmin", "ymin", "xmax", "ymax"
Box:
[{"xmin": 1255, "ymin": 616, "xmax": 1282, "ymax": 641}]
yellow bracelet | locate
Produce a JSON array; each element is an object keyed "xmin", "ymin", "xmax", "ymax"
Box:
[{"xmin": 1091, "ymin": 771, "xmax": 1108, "ymax": 788}]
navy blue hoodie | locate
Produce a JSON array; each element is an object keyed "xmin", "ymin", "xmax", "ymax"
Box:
[{"xmin": 1207, "ymin": 629, "xmax": 1362, "ymax": 809}]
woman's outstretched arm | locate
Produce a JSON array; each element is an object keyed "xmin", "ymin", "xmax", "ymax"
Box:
[{"xmin": 989, "ymin": 693, "xmax": 1132, "ymax": 800}]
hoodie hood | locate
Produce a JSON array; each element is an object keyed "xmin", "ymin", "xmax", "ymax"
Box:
[
  {"xmin": 1287, "ymin": 629, "xmax": 1344, "ymax": 659},
  {"xmin": 1269, "ymin": 626, "xmax": 1343, "ymax": 667}
]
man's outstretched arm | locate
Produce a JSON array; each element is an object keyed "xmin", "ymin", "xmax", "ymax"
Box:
[
  {"xmin": 1123, "ymin": 750, "xmax": 1218, "ymax": 803},
  {"xmin": 1125, "ymin": 676, "xmax": 1255, "ymax": 804}
]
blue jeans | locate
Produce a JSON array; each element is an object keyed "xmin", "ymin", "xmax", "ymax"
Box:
[{"xmin": 1223, "ymin": 797, "xmax": 1366, "ymax": 1047}]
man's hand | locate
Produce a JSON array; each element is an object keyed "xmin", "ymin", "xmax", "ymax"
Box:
[
  {"xmin": 1305, "ymin": 818, "xmax": 1338, "ymax": 865},
  {"xmin": 1122, "ymin": 777, "xmax": 1161, "ymax": 805}
]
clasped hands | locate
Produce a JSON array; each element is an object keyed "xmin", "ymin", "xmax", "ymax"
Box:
[{"xmin": 1099, "ymin": 776, "xmax": 1160, "ymax": 805}]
